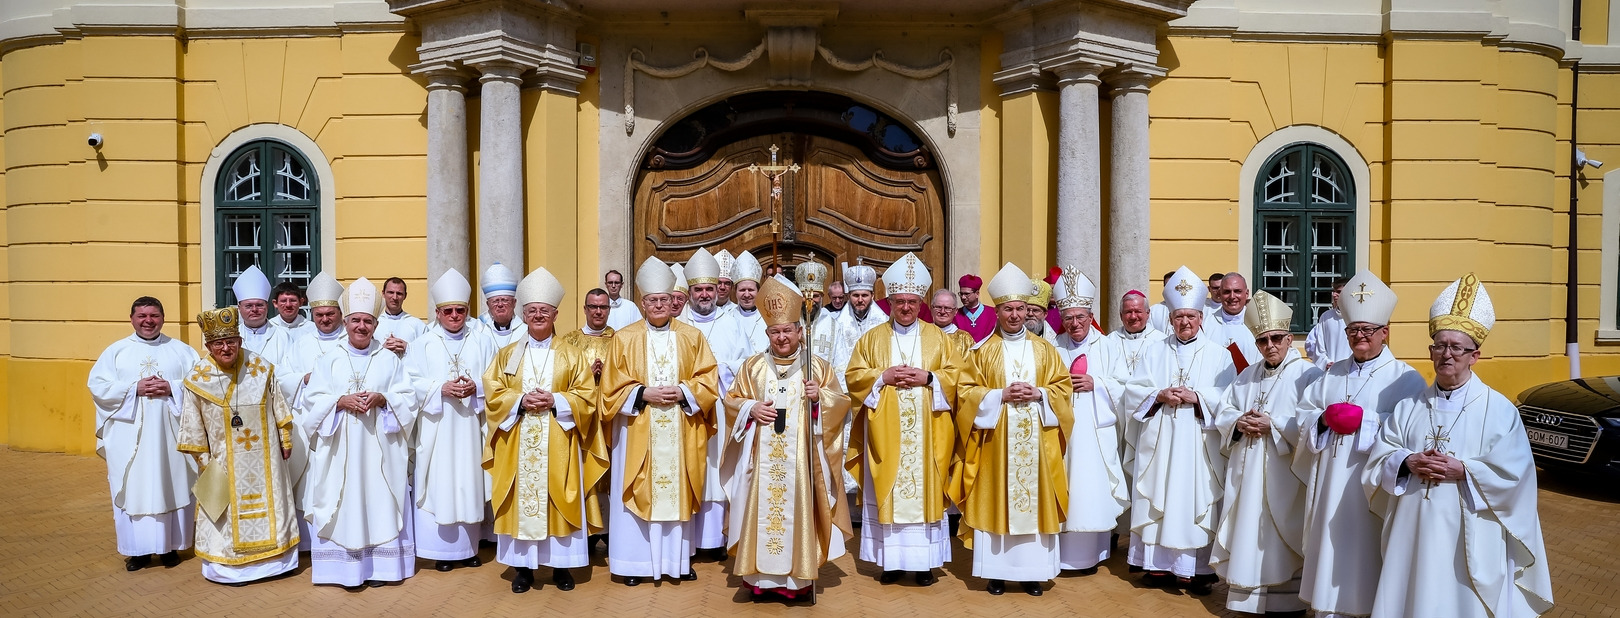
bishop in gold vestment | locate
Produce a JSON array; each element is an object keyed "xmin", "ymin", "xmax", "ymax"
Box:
[
  {"xmin": 557, "ymin": 287, "xmax": 617, "ymax": 543},
  {"xmin": 597, "ymin": 257, "xmax": 722, "ymax": 584}
]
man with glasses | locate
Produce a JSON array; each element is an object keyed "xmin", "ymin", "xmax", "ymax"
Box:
[
  {"xmin": 1293, "ymin": 270, "xmax": 1424, "ymax": 618},
  {"xmin": 930, "ymin": 288, "xmax": 973, "ymax": 356},
  {"xmin": 1365, "ymin": 274, "xmax": 1553, "ymax": 617},
  {"xmin": 603, "ymin": 269, "xmax": 643, "ymax": 330},
  {"xmin": 1211, "ymin": 291, "xmax": 1321, "ymax": 615},
  {"xmin": 479, "ymin": 262, "xmax": 525, "ymax": 347}
]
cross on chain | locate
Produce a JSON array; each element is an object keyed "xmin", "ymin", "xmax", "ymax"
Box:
[
  {"xmin": 447, "ymin": 354, "xmax": 468, "ymax": 380},
  {"xmin": 348, "ymin": 371, "xmax": 368, "ymax": 394},
  {"xmin": 139, "ymin": 357, "xmax": 161, "ymax": 379},
  {"xmin": 1172, "ymin": 368, "xmax": 1191, "ymax": 388}
]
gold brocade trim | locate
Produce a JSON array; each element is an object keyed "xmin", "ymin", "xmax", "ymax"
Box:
[
  {"xmin": 1004, "ymin": 341, "xmax": 1041, "ymax": 536},
  {"xmin": 646, "ymin": 329, "xmax": 684, "ymax": 521},
  {"xmin": 178, "ymin": 442, "xmax": 209, "ymax": 455},
  {"xmin": 191, "ymin": 537, "xmax": 300, "ymax": 567},
  {"xmin": 1428, "ymin": 315, "xmax": 1487, "ymax": 343}
]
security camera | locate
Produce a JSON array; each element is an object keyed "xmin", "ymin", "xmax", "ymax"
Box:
[
  {"xmin": 1577, "ymin": 149, "xmax": 1604, "ymax": 170},
  {"xmin": 88, "ymin": 133, "xmax": 103, "ymax": 148}
]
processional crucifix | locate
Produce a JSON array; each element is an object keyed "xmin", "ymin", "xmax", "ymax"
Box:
[{"xmin": 747, "ymin": 144, "xmax": 800, "ymax": 267}]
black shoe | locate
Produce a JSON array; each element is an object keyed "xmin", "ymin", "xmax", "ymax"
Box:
[
  {"xmin": 1185, "ymin": 575, "xmax": 1215, "ymax": 596},
  {"xmin": 463, "ymin": 556, "xmax": 482, "ymax": 568},
  {"xmin": 1021, "ymin": 581, "xmax": 1043, "ymax": 596},
  {"xmin": 1074, "ymin": 566, "xmax": 1098, "ymax": 576},
  {"xmin": 986, "ymin": 579, "xmax": 1005, "ymax": 595},
  {"xmin": 511, "ymin": 567, "xmax": 533, "ymax": 594},
  {"xmin": 914, "ymin": 571, "xmax": 936, "ymax": 586},
  {"xmin": 948, "ymin": 513, "xmax": 961, "ymax": 537},
  {"xmin": 435, "ymin": 560, "xmax": 454, "ymax": 572},
  {"xmin": 124, "ymin": 555, "xmax": 151, "ymax": 571},
  {"xmin": 707, "ymin": 547, "xmax": 728, "ymax": 561},
  {"xmin": 588, "ymin": 534, "xmax": 606, "ymax": 553},
  {"xmin": 681, "ymin": 568, "xmax": 698, "ymax": 581},
  {"xmin": 159, "ymin": 551, "xmax": 180, "ymax": 568},
  {"xmin": 623, "ymin": 576, "xmax": 642, "ymax": 587},
  {"xmin": 879, "ymin": 570, "xmax": 902, "ymax": 584},
  {"xmin": 553, "ymin": 568, "xmax": 575, "ymax": 591},
  {"xmin": 1265, "ymin": 611, "xmax": 1307, "ymax": 618},
  {"xmin": 1141, "ymin": 571, "xmax": 1174, "ymax": 587},
  {"xmin": 365, "ymin": 580, "xmax": 386, "ymax": 588},
  {"xmin": 1128, "ymin": 564, "xmax": 1144, "ymax": 573}
]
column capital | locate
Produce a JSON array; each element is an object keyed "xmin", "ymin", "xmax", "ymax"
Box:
[
  {"xmin": 412, "ymin": 61, "xmax": 471, "ymax": 91},
  {"xmin": 993, "ymin": 62, "xmax": 1056, "ymax": 97},
  {"xmin": 1043, "ymin": 52, "xmax": 1111, "ymax": 87},
  {"xmin": 1104, "ymin": 65, "xmax": 1163, "ymax": 96},
  {"xmin": 472, "ymin": 61, "xmax": 528, "ymax": 86}
]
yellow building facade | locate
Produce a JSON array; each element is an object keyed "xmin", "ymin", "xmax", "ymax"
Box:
[{"xmin": 3, "ymin": 0, "xmax": 1618, "ymax": 453}]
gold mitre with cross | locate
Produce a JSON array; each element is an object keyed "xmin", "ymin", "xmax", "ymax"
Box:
[
  {"xmin": 759, "ymin": 274, "xmax": 805, "ymax": 326},
  {"xmin": 198, "ymin": 306, "xmax": 240, "ymax": 343},
  {"xmin": 880, "ymin": 252, "xmax": 931, "ymax": 298},
  {"xmin": 1163, "ymin": 266, "xmax": 1207, "ymax": 311},
  {"xmin": 1028, "ymin": 279, "xmax": 1052, "ymax": 309},
  {"xmin": 986, "ymin": 262, "xmax": 1035, "ymax": 305},
  {"xmin": 794, "ymin": 260, "xmax": 828, "ymax": 293},
  {"xmin": 1429, "ymin": 272, "xmax": 1495, "ymax": 345},
  {"xmin": 1339, "ymin": 269, "xmax": 1396, "ymax": 326},
  {"xmin": 1244, "ymin": 290, "xmax": 1293, "ymax": 338},
  {"xmin": 1051, "ymin": 266, "xmax": 1097, "ymax": 311}
]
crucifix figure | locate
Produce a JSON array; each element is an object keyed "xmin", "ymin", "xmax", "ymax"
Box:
[{"xmin": 747, "ymin": 144, "xmax": 800, "ymax": 267}]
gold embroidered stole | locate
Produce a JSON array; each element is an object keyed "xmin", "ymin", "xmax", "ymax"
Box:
[
  {"xmin": 646, "ymin": 329, "xmax": 684, "ymax": 521},
  {"xmin": 755, "ymin": 362, "xmax": 804, "ymax": 574},
  {"xmin": 1001, "ymin": 338, "xmax": 1041, "ymax": 536},
  {"xmin": 515, "ymin": 347, "xmax": 556, "ymax": 540},
  {"xmin": 888, "ymin": 329, "xmax": 927, "ymax": 524},
  {"xmin": 185, "ymin": 354, "xmax": 284, "ymax": 553}
]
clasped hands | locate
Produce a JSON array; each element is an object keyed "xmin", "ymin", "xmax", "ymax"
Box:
[
  {"xmin": 1235, "ymin": 410, "xmax": 1272, "ymax": 438},
  {"xmin": 337, "ymin": 391, "xmax": 386, "ymax": 414},
  {"xmin": 520, "ymin": 388, "xmax": 556, "ymax": 414},
  {"xmin": 1404, "ymin": 450, "xmax": 1465, "ymax": 483},
  {"xmin": 1155, "ymin": 386, "xmax": 1199, "ymax": 407},
  {"xmin": 749, "ymin": 380, "xmax": 823, "ymax": 424},
  {"xmin": 882, "ymin": 365, "xmax": 930, "ymax": 389},
  {"xmin": 384, "ymin": 335, "xmax": 408, "ymax": 356},
  {"xmin": 441, "ymin": 376, "xmax": 476, "ymax": 399},
  {"xmin": 1069, "ymin": 373, "xmax": 1094, "ymax": 393},
  {"xmin": 135, "ymin": 376, "xmax": 171, "ymax": 398},
  {"xmin": 1002, "ymin": 381, "xmax": 1042, "ymax": 404},
  {"xmin": 642, "ymin": 385, "xmax": 684, "ymax": 407}
]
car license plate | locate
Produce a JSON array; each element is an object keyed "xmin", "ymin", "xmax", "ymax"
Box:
[{"xmin": 1526, "ymin": 428, "xmax": 1568, "ymax": 449}]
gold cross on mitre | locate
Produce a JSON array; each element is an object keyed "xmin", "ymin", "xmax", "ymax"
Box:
[
  {"xmin": 1174, "ymin": 279, "xmax": 1194, "ymax": 296},
  {"xmin": 1351, "ymin": 282, "xmax": 1375, "ymax": 304}
]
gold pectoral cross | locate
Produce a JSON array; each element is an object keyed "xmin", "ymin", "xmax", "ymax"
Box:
[
  {"xmin": 348, "ymin": 371, "xmax": 367, "ymax": 394},
  {"xmin": 1422, "ymin": 425, "xmax": 1452, "ymax": 499}
]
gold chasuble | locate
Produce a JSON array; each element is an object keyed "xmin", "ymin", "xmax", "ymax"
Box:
[
  {"xmin": 845, "ymin": 322, "xmax": 961, "ymax": 525},
  {"xmin": 600, "ymin": 321, "xmax": 720, "ymax": 522},
  {"xmin": 484, "ymin": 340, "xmax": 606, "ymax": 538},
  {"xmin": 177, "ymin": 350, "xmax": 300, "ymax": 565},
  {"xmin": 722, "ymin": 354, "xmax": 853, "ymax": 580},
  {"xmin": 945, "ymin": 329, "xmax": 974, "ymax": 358},
  {"xmin": 558, "ymin": 327, "xmax": 616, "ymax": 377},
  {"xmin": 954, "ymin": 331, "xmax": 1073, "ymax": 544}
]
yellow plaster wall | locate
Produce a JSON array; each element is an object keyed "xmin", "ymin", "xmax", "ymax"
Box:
[
  {"xmin": 977, "ymin": 32, "xmax": 1003, "ymax": 279},
  {"xmin": 522, "ymin": 87, "xmax": 581, "ymax": 333},
  {"xmin": 998, "ymin": 89, "xmax": 1057, "ymax": 276}
]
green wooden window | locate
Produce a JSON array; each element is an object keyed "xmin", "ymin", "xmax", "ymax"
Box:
[
  {"xmin": 215, "ymin": 140, "xmax": 321, "ymax": 306},
  {"xmin": 1253, "ymin": 143, "xmax": 1354, "ymax": 333}
]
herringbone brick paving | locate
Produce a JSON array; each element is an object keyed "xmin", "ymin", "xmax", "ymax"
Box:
[{"xmin": 2, "ymin": 447, "xmax": 1615, "ymax": 617}]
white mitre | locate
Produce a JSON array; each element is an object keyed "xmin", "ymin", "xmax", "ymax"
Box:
[
  {"xmin": 341, "ymin": 277, "xmax": 380, "ymax": 317},
  {"xmin": 985, "ymin": 262, "xmax": 1034, "ymax": 306},
  {"xmin": 232, "ymin": 264, "xmax": 272, "ymax": 303},
  {"xmin": 307, "ymin": 272, "xmax": 343, "ymax": 309},
  {"xmin": 1051, "ymin": 266, "xmax": 1097, "ymax": 311},
  {"xmin": 481, "ymin": 262, "xmax": 519, "ymax": 299},
  {"xmin": 517, "ymin": 267, "xmax": 566, "ymax": 308},
  {"xmin": 715, "ymin": 250, "xmax": 735, "ymax": 281},
  {"xmin": 881, "ymin": 252, "xmax": 932, "ymax": 298},
  {"xmin": 1162, "ymin": 266, "xmax": 1207, "ymax": 311},
  {"xmin": 430, "ymin": 269, "xmax": 472, "ymax": 308},
  {"xmin": 671, "ymin": 263, "xmax": 689, "ymax": 293},
  {"xmin": 1338, "ymin": 269, "xmax": 1397, "ymax": 326},
  {"xmin": 636, "ymin": 256, "xmax": 677, "ymax": 296},
  {"xmin": 686, "ymin": 248, "xmax": 721, "ymax": 286},
  {"xmin": 846, "ymin": 265, "xmax": 877, "ymax": 292},
  {"xmin": 732, "ymin": 250, "xmax": 763, "ymax": 285},
  {"xmin": 1429, "ymin": 272, "xmax": 1495, "ymax": 345}
]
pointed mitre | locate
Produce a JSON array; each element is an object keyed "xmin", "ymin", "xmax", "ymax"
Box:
[
  {"xmin": 232, "ymin": 264, "xmax": 272, "ymax": 303},
  {"xmin": 517, "ymin": 267, "xmax": 566, "ymax": 308},
  {"xmin": 341, "ymin": 277, "xmax": 380, "ymax": 317},
  {"xmin": 1429, "ymin": 272, "xmax": 1495, "ymax": 345},
  {"xmin": 1244, "ymin": 290, "xmax": 1293, "ymax": 338},
  {"xmin": 430, "ymin": 269, "xmax": 472, "ymax": 308},
  {"xmin": 881, "ymin": 253, "xmax": 931, "ymax": 298},
  {"xmin": 795, "ymin": 261, "xmax": 829, "ymax": 293},
  {"xmin": 986, "ymin": 263, "xmax": 1034, "ymax": 305},
  {"xmin": 759, "ymin": 274, "xmax": 805, "ymax": 327},
  {"xmin": 1051, "ymin": 266, "xmax": 1097, "ymax": 311},
  {"xmin": 1162, "ymin": 266, "xmax": 1207, "ymax": 311},
  {"xmin": 732, "ymin": 250, "xmax": 763, "ymax": 285},
  {"xmin": 635, "ymin": 256, "xmax": 676, "ymax": 296},
  {"xmin": 715, "ymin": 250, "xmax": 735, "ymax": 281},
  {"xmin": 1029, "ymin": 279, "xmax": 1052, "ymax": 309},
  {"xmin": 198, "ymin": 307, "xmax": 241, "ymax": 343},
  {"xmin": 481, "ymin": 262, "xmax": 519, "ymax": 299},
  {"xmin": 846, "ymin": 265, "xmax": 877, "ymax": 292},
  {"xmin": 1338, "ymin": 269, "xmax": 1396, "ymax": 326},
  {"xmin": 670, "ymin": 263, "xmax": 689, "ymax": 293},
  {"xmin": 685, "ymin": 248, "xmax": 720, "ymax": 286},
  {"xmin": 307, "ymin": 272, "xmax": 343, "ymax": 309}
]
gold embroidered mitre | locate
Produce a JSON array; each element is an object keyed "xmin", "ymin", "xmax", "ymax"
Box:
[
  {"xmin": 1244, "ymin": 290, "xmax": 1293, "ymax": 338},
  {"xmin": 1051, "ymin": 266, "xmax": 1096, "ymax": 311},
  {"xmin": 758, "ymin": 275, "xmax": 805, "ymax": 326},
  {"xmin": 198, "ymin": 307, "xmax": 240, "ymax": 343},
  {"xmin": 794, "ymin": 260, "xmax": 828, "ymax": 293},
  {"xmin": 1428, "ymin": 272, "xmax": 1495, "ymax": 345}
]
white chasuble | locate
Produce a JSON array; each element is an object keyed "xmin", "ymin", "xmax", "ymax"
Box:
[
  {"xmin": 514, "ymin": 347, "xmax": 556, "ymax": 539},
  {"xmin": 88, "ymin": 334, "xmax": 200, "ymax": 519},
  {"xmin": 1053, "ymin": 330, "xmax": 1133, "ymax": 533},
  {"xmin": 646, "ymin": 328, "xmax": 685, "ymax": 522},
  {"xmin": 888, "ymin": 328, "xmax": 927, "ymax": 525},
  {"xmin": 407, "ymin": 327, "xmax": 497, "ymax": 528}
]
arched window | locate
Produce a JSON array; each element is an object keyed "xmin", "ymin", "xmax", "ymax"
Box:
[
  {"xmin": 1253, "ymin": 143, "xmax": 1354, "ymax": 333},
  {"xmin": 214, "ymin": 139, "xmax": 321, "ymax": 305}
]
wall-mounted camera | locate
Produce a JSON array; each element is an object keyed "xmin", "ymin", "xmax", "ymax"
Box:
[{"xmin": 88, "ymin": 133, "xmax": 104, "ymax": 148}]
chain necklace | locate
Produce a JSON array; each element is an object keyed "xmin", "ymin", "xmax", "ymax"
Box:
[
  {"xmin": 1341, "ymin": 352, "xmax": 1395, "ymax": 405},
  {"xmin": 344, "ymin": 342, "xmax": 376, "ymax": 395}
]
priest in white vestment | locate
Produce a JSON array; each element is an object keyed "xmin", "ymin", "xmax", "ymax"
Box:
[
  {"xmin": 599, "ymin": 257, "xmax": 722, "ymax": 585},
  {"xmin": 279, "ymin": 272, "xmax": 346, "ymax": 551},
  {"xmin": 794, "ymin": 261, "xmax": 838, "ymax": 363},
  {"xmin": 845, "ymin": 253, "xmax": 961, "ymax": 587},
  {"xmin": 604, "ymin": 269, "xmax": 643, "ymax": 331},
  {"xmin": 1146, "ymin": 271, "xmax": 1176, "ymax": 335},
  {"xmin": 1122, "ymin": 266, "xmax": 1236, "ymax": 595},
  {"xmin": 476, "ymin": 262, "xmax": 526, "ymax": 348},
  {"xmin": 1202, "ymin": 273, "xmax": 1261, "ymax": 371},
  {"xmin": 300, "ymin": 277, "xmax": 423, "ymax": 588},
  {"xmin": 88, "ymin": 296, "xmax": 199, "ymax": 571},
  {"xmin": 1292, "ymin": 270, "xmax": 1425, "ymax": 618},
  {"xmin": 233, "ymin": 265, "xmax": 294, "ymax": 367},
  {"xmin": 178, "ymin": 308, "xmax": 300, "ymax": 585},
  {"xmin": 484, "ymin": 266, "xmax": 606, "ymax": 593},
  {"xmin": 376, "ymin": 277, "xmax": 428, "ymax": 357},
  {"xmin": 955, "ymin": 263, "xmax": 1073, "ymax": 597},
  {"xmin": 830, "ymin": 265, "xmax": 888, "ymax": 389},
  {"xmin": 1211, "ymin": 291, "xmax": 1322, "ymax": 614},
  {"xmin": 1050, "ymin": 270, "xmax": 1136, "ymax": 573},
  {"xmin": 677, "ymin": 248, "xmax": 753, "ymax": 559},
  {"xmin": 406, "ymin": 269, "xmax": 499, "ymax": 572},
  {"xmin": 1304, "ymin": 278, "xmax": 1351, "ymax": 369},
  {"xmin": 1365, "ymin": 274, "xmax": 1554, "ymax": 618},
  {"xmin": 270, "ymin": 281, "xmax": 315, "ymax": 343},
  {"xmin": 729, "ymin": 251, "xmax": 769, "ymax": 352}
]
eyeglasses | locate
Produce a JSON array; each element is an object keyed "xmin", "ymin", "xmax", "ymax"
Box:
[
  {"xmin": 1257, "ymin": 333, "xmax": 1292, "ymax": 345},
  {"xmin": 1428, "ymin": 343, "xmax": 1477, "ymax": 357},
  {"xmin": 584, "ymin": 304, "xmax": 610, "ymax": 311},
  {"xmin": 439, "ymin": 306, "xmax": 467, "ymax": 315},
  {"xmin": 1345, "ymin": 325, "xmax": 1384, "ymax": 337}
]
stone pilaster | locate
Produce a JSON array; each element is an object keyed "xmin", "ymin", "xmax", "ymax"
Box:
[
  {"xmin": 473, "ymin": 62, "xmax": 528, "ymax": 273},
  {"xmin": 1051, "ymin": 59, "xmax": 1107, "ymax": 281},
  {"xmin": 1106, "ymin": 69, "xmax": 1155, "ymax": 314}
]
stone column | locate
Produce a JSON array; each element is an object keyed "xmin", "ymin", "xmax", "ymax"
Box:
[
  {"xmin": 1053, "ymin": 62, "xmax": 1105, "ymax": 279},
  {"xmin": 1107, "ymin": 70, "xmax": 1154, "ymax": 313},
  {"xmin": 424, "ymin": 69, "xmax": 470, "ymax": 283},
  {"xmin": 474, "ymin": 62, "xmax": 527, "ymax": 272}
]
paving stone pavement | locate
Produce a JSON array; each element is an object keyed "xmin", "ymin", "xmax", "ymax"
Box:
[{"xmin": 2, "ymin": 447, "xmax": 1615, "ymax": 617}]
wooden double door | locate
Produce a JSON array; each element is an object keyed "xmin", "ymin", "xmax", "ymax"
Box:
[{"xmin": 634, "ymin": 133, "xmax": 946, "ymax": 282}]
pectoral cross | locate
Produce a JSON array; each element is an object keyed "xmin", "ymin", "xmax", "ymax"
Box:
[
  {"xmin": 139, "ymin": 357, "xmax": 161, "ymax": 379},
  {"xmin": 348, "ymin": 371, "xmax": 368, "ymax": 394},
  {"xmin": 1172, "ymin": 368, "xmax": 1191, "ymax": 388},
  {"xmin": 447, "ymin": 354, "xmax": 468, "ymax": 381},
  {"xmin": 1422, "ymin": 425, "xmax": 1452, "ymax": 499},
  {"xmin": 747, "ymin": 144, "xmax": 800, "ymax": 266}
]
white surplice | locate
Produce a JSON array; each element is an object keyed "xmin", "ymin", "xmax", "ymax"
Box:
[
  {"xmin": 731, "ymin": 305, "xmax": 770, "ymax": 354},
  {"xmin": 1202, "ymin": 308, "xmax": 1261, "ymax": 369},
  {"xmin": 475, "ymin": 314, "xmax": 525, "ymax": 348},
  {"xmin": 1051, "ymin": 328, "xmax": 1137, "ymax": 570},
  {"xmin": 1304, "ymin": 308, "xmax": 1351, "ymax": 369},
  {"xmin": 1366, "ymin": 376, "xmax": 1555, "ymax": 618},
  {"xmin": 678, "ymin": 305, "xmax": 754, "ymax": 549},
  {"xmin": 606, "ymin": 296, "xmax": 643, "ymax": 331},
  {"xmin": 1291, "ymin": 346, "xmax": 1425, "ymax": 617},
  {"xmin": 272, "ymin": 313, "xmax": 316, "ymax": 345},
  {"xmin": 1122, "ymin": 335, "xmax": 1236, "ymax": 578},
  {"xmin": 300, "ymin": 340, "xmax": 423, "ymax": 586},
  {"xmin": 375, "ymin": 310, "xmax": 427, "ymax": 344},
  {"xmin": 1211, "ymin": 349, "xmax": 1321, "ymax": 613},
  {"xmin": 240, "ymin": 322, "xmax": 294, "ymax": 367},
  {"xmin": 405, "ymin": 324, "xmax": 499, "ymax": 561},
  {"xmin": 88, "ymin": 333, "xmax": 200, "ymax": 556}
]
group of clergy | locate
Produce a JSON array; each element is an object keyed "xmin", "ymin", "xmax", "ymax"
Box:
[{"xmin": 88, "ymin": 247, "xmax": 1555, "ymax": 616}]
